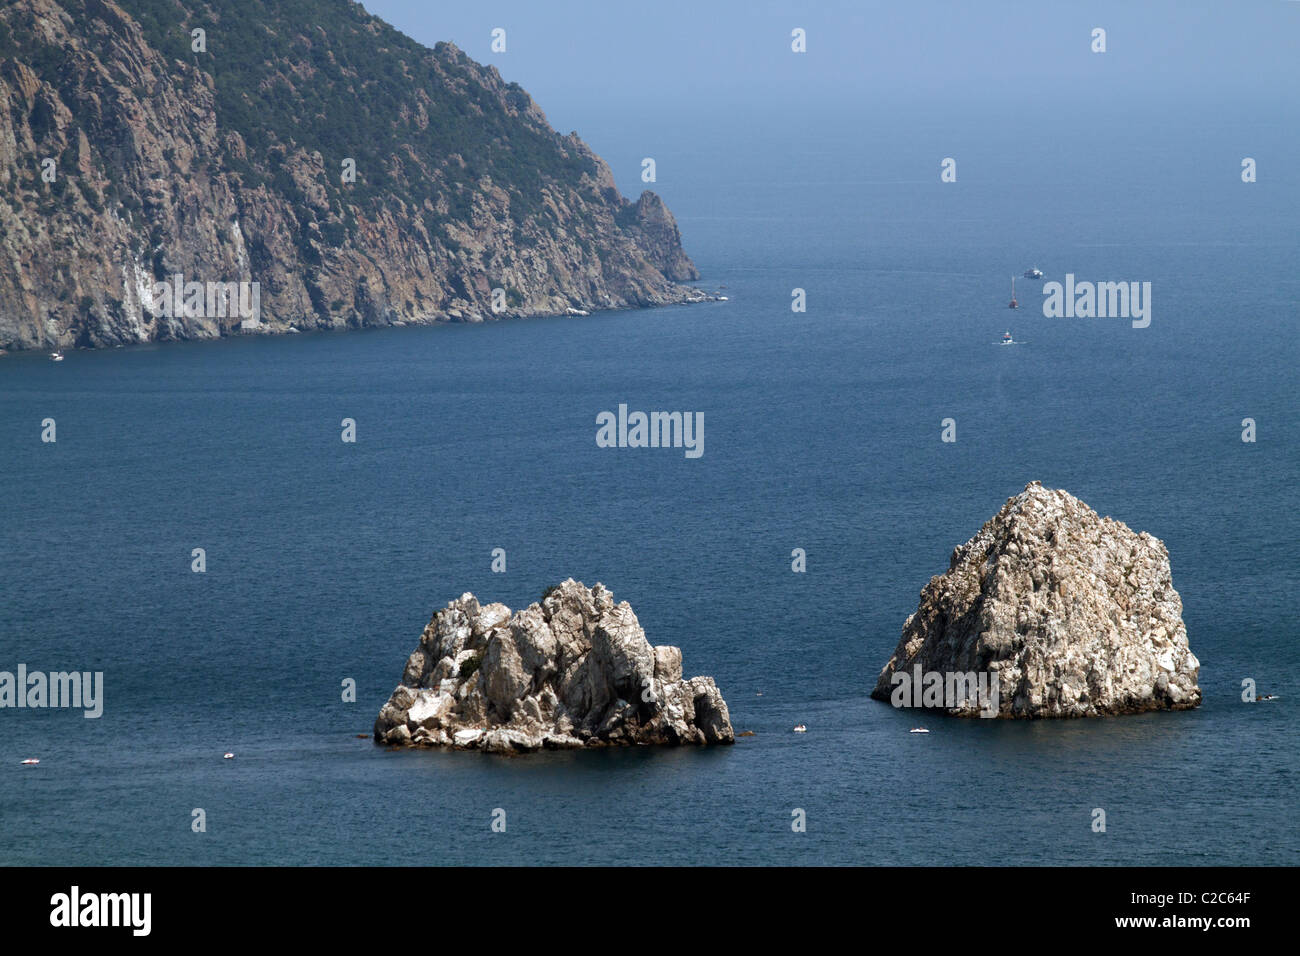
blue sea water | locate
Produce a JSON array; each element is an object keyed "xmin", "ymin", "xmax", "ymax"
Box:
[{"xmin": 1, "ymin": 100, "xmax": 1297, "ymax": 865}]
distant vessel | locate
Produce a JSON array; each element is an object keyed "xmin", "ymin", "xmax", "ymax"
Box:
[
  {"xmin": 21, "ymin": 758, "xmax": 39, "ymax": 765},
  {"xmin": 1001, "ymin": 331, "xmax": 1015, "ymax": 345},
  {"xmin": 909, "ymin": 728, "xmax": 930, "ymax": 734},
  {"xmin": 49, "ymin": 350, "xmax": 64, "ymax": 362},
  {"xmin": 1008, "ymin": 277, "xmax": 1018, "ymax": 309},
  {"xmin": 793, "ymin": 724, "xmax": 807, "ymax": 733},
  {"xmin": 1023, "ymin": 267, "xmax": 1044, "ymax": 279},
  {"xmin": 223, "ymin": 752, "xmax": 235, "ymax": 759}
]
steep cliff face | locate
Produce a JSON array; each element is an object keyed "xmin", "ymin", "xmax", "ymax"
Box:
[
  {"xmin": 0, "ymin": 0, "xmax": 702, "ymax": 350},
  {"xmin": 872, "ymin": 482, "xmax": 1201, "ymax": 718}
]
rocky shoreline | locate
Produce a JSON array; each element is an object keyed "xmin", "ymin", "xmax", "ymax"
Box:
[{"xmin": 0, "ymin": 288, "xmax": 726, "ymax": 357}]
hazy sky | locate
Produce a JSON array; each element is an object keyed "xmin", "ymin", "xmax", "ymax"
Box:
[{"xmin": 362, "ymin": 0, "xmax": 1299, "ymax": 129}]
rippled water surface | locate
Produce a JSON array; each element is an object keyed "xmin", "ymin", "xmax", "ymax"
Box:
[{"xmin": 2, "ymin": 104, "xmax": 1296, "ymax": 864}]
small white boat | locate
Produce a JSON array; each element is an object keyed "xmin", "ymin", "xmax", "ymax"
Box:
[
  {"xmin": 909, "ymin": 728, "xmax": 930, "ymax": 734},
  {"xmin": 793, "ymin": 724, "xmax": 807, "ymax": 733},
  {"xmin": 1001, "ymin": 331, "xmax": 1015, "ymax": 346},
  {"xmin": 21, "ymin": 758, "xmax": 40, "ymax": 765},
  {"xmin": 223, "ymin": 752, "xmax": 235, "ymax": 759},
  {"xmin": 49, "ymin": 351, "xmax": 64, "ymax": 362},
  {"xmin": 1023, "ymin": 268, "xmax": 1044, "ymax": 279}
]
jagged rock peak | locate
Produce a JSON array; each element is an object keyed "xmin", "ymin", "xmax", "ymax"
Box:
[
  {"xmin": 375, "ymin": 579, "xmax": 734, "ymax": 752},
  {"xmin": 871, "ymin": 481, "xmax": 1201, "ymax": 718}
]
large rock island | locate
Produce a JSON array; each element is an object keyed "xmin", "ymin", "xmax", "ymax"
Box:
[
  {"xmin": 375, "ymin": 580, "xmax": 734, "ymax": 752},
  {"xmin": 872, "ymin": 482, "xmax": 1201, "ymax": 718}
]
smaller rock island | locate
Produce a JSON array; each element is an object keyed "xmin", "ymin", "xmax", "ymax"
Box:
[
  {"xmin": 375, "ymin": 579, "xmax": 734, "ymax": 752},
  {"xmin": 872, "ymin": 481, "xmax": 1201, "ymax": 718}
]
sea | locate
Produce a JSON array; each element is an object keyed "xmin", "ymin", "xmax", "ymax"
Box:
[{"xmin": 1, "ymin": 98, "xmax": 1296, "ymax": 865}]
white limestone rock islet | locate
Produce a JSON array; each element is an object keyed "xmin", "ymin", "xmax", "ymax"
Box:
[
  {"xmin": 871, "ymin": 482, "xmax": 1201, "ymax": 718},
  {"xmin": 375, "ymin": 580, "xmax": 734, "ymax": 752}
]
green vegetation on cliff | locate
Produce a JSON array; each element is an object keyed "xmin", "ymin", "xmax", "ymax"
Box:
[{"xmin": 117, "ymin": 0, "xmax": 598, "ymax": 231}]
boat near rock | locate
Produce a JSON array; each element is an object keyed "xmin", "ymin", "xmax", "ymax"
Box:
[
  {"xmin": 872, "ymin": 481, "xmax": 1201, "ymax": 718},
  {"xmin": 374, "ymin": 580, "xmax": 734, "ymax": 753}
]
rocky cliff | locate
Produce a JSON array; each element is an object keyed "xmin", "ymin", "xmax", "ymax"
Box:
[
  {"xmin": 0, "ymin": 0, "xmax": 703, "ymax": 351},
  {"xmin": 375, "ymin": 580, "xmax": 734, "ymax": 752},
  {"xmin": 872, "ymin": 482, "xmax": 1201, "ymax": 718}
]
